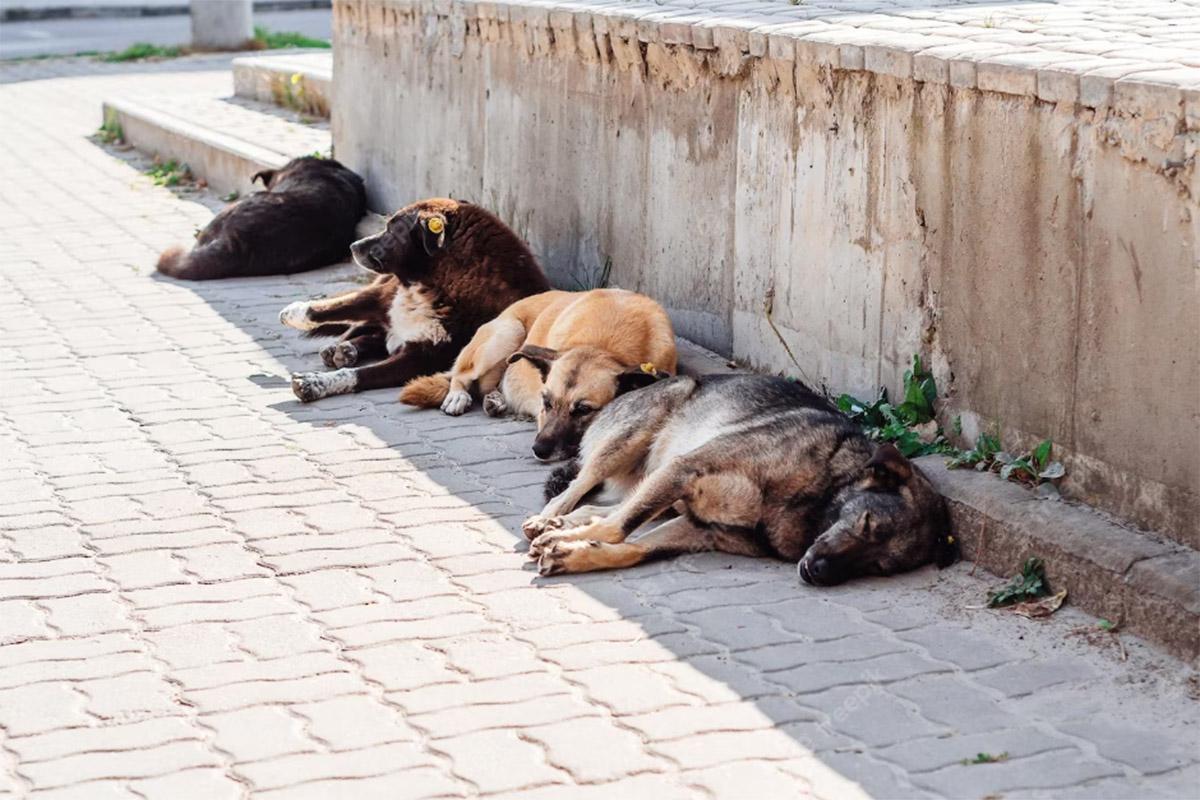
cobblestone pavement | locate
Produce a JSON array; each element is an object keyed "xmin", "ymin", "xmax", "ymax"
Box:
[{"xmin": 1, "ymin": 59, "xmax": 1198, "ymax": 800}]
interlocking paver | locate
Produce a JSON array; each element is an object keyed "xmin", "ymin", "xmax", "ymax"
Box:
[{"xmin": 0, "ymin": 50, "xmax": 1197, "ymax": 800}]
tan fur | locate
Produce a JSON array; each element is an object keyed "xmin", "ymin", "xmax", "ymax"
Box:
[
  {"xmin": 399, "ymin": 373, "xmax": 451, "ymax": 407},
  {"xmin": 401, "ymin": 289, "xmax": 677, "ymax": 445}
]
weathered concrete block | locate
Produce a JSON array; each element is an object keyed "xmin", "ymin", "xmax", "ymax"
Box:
[{"xmin": 332, "ymin": 0, "xmax": 1200, "ymax": 551}]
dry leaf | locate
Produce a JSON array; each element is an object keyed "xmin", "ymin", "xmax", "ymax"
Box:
[{"xmin": 1009, "ymin": 588, "xmax": 1067, "ymax": 618}]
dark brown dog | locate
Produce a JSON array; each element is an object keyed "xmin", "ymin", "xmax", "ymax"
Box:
[
  {"xmin": 156, "ymin": 156, "xmax": 366, "ymax": 281},
  {"xmin": 523, "ymin": 374, "xmax": 956, "ymax": 582},
  {"xmin": 280, "ymin": 198, "xmax": 550, "ymax": 402}
]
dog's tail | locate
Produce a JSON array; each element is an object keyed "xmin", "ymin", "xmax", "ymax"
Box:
[
  {"xmin": 543, "ymin": 458, "xmax": 580, "ymax": 503},
  {"xmin": 399, "ymin": 373, "xmax": 451, "ymax": 408},
  {"xmin": 156, "ymin": 241, "xmax": 237, "ymax": 281}
]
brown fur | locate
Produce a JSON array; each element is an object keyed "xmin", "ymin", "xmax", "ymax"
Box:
[
  {"xmin": 524, "ymin": 374, "xmax": 956, "ymax": 583},
  {"xmin": 400, "ymin": 289, "xmax": 677, "ymax": 461},
  {"xmin": 281, "ymin": 198, "xmax": 549, "ymax": 402}
]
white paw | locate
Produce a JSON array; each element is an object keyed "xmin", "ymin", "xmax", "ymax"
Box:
[
  {"xmin": 280, "ymin": 301, "xmax": 316, "ymax": 331},
  {"xmin": 291, "ymin": 369, "xmax": 357, "ymax": 403},
  {"xmin": 441, "ymin": 388, "xmax": 472, "ymax": 416}
]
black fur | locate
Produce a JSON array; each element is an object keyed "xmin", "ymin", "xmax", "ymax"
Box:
[
  {"xmin": 544, "ymin": 459, "xmax": 580, "ymax": 503},
  {"xmin": 156, "ymin": 157, "xmax": 366, "ymax": 280}
]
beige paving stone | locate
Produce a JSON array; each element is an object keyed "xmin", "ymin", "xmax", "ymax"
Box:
[
  {"xmin": 205, "ymin": 705, "xmax": 317, "ymax": 763},
  {"xmin": 0, "ymin": 49, "xmax": 1196, "ymax": 800}
]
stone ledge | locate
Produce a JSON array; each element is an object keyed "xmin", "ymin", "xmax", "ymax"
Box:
[
  {"xmin": 920, "ymin": 457, "xmax": 1200, "ymax": 663},
  {"xmin": 344, "ymin": 0, "xmax": 1200, "ymax": 119}
]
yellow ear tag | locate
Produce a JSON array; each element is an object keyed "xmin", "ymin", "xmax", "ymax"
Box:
[
  {"xmin": 946, "ymin": 535, "xmax": 956, "ymax": 544},
  {"xmin": 640, "ymin": 362, "xmax": 656, "ymax": 375},
  {"xmin": 426, "ymin": 217, "xmax": 444, "ymax": 235}
]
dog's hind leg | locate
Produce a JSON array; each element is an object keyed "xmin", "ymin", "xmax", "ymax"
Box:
[
  {"xmin": 490, "ymin": 358, "xmax": 542, "ymax": 419},
  {"xmin": 536, "ymin": 516, "xmax": 715, "ymax": 575}
]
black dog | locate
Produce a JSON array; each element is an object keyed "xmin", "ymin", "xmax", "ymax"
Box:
[{"xmin": 156, "ymin": 156, "xmax": 366, "ymax": 280}]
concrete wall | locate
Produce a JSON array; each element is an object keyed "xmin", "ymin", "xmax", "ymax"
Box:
[{"xmin": 331, "ymin": 0, "xmax": 1199, "ymax": 546}]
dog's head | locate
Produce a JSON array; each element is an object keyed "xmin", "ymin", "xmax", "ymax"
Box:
[
  {"xmin": 350, "ymin": 199, "xmax": 460, "ymax": 278},
  {"xmin": 508, "ymin": 345, "xmax": 668, "ymax": 462},
  {"xmin": 252, "ymin": 156, "xmax": 347, "ymax": 191},
  {"xmin": 797, "ymin": 444, "xmax": 956, "ymax": 586}
]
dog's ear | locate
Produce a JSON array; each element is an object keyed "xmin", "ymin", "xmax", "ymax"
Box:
[
  {"xmin": 419, "ymin": 214, "xmax": 448, "ymax": 257},
  {"xmin": 930, "ymin": 496, "xmax": 958, "ymax": 568},
  {"xmin": 862, "ymin": 443, "xmax": 914, "ymax": 491},
  {"xmin": 251, "ymin": 169, "xmax": 277, "ymax": 187},
  {"xmin": 616, "ymin": 363, "xmax": 668, "ymax": 396},
  {"xmin": 508, "ymin": 345, "xmax": 559, "ymax": 379},
  {"xmin": 934, "ymin": 529, "xmax": 959, "ymax": 568}
]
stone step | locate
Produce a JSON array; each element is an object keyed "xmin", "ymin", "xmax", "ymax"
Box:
[
  {"xmin": 232, "ymin": 51, "xmax": 333, "ymax": 118},
  {"xmin": 102, "ymin": 86, "xmax": 330, "ymax": 198}
]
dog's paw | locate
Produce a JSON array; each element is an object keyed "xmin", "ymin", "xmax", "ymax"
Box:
[
  {"xmin": 537, "ymin": 539, "xmax": 603, "ymax": 576},
  {"xmin": 483, "ymin": 390, "xmax": 509, "ymax": 418},
  {"xmin": 441, "ymin": 388, "xmax": 472, "ymax": 416},
  {"xmin": 279, "ymin": 301, "xmax": 316, "ymax": 331},
  {"xmin": 320, "ymin": 341, "xmax": 359, "ymax": 369},
  {"xmin": 522, "ymin": 513, "xmax": 564, "ymax": 542},
  {"xmin": 291, "ymin": 369, "xmax": 357, "ymax": 403}
]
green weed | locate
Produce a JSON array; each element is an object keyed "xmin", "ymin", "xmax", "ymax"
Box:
[
  {"xmin": 948, "ymin": 434, "xmax": 1064, "ymax": 486},
  {"xmin": 96, "ymin": 112, "xmax": 124, "ymax": 144},
  {"xmin": 102, "ymin": 43, "xmax": 182, "ymax": 62},
  {"xmin": 835, "ymin": 355, "xmax": 953, "ymax": 458},
  {"xmin": 987, "ymin": 558, "xmax": 1048, "ymax": 608},
  {"xmin": 146, "ymin": 159, "xmax": 191, "ymax": 188},
  {"xmin": 253, "ymin": 26, "xmax": 331, "ymax": 50},
  {"xmin": 962, "ymin": 752, "xmax": 1009, "ymax": 765}
]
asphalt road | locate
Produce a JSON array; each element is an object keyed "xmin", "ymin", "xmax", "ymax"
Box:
[{"xmin": 0, "ymin": 8, "xmax": 331, "ymax": 59}]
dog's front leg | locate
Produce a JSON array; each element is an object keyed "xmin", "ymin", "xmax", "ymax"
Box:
[
  {"xmin": 537, "ymin": 516, "xmax": 715, "ymax": 576},
  {"xmin": 280, "ymin": 278, "xmax": 390, "ymax": 331},
  {"xmin": 320, "ymin": 326, "xmax": 387, "ymax": 368},
  {"xmin": 292, "ymin": 339, "xmax": 458, "ymax": 402}
]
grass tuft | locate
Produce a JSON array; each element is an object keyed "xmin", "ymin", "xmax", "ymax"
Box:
[
  {"xmin": 252, "ymin": 26, "xmax": 331, "ymax": 50},
  {"xmin": 102, "ymin": 42, "xmax": 182, "ymax": 62}
]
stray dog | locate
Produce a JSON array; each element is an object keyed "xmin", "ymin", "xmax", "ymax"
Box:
[
  {"xmin": 523, "ymin": 374, "xmax": 956, "ymax": 582},
  {"xmin": 400, "ymin": 288, "xmax": 677, "ymax": 461},
  {"xmin": 279, "ymin": 198, "xmax": 549, "ymax": 402},
  {"xmin": 156, "ymin": 156, "xmax": 366, "ymax": 280}
]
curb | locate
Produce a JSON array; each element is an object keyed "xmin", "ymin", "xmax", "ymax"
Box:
[{"xmin": 922, "ymin": 462, "xmax": 1199, "ymax": 663}]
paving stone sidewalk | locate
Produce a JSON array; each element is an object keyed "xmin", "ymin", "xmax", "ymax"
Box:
[{"xmin": 1, "ymin": 58, "xmax": 1198, "ymax": 800}]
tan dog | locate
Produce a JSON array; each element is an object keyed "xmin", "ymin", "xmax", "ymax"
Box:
[{"xmin": 401, "ymin": 289, "xmax": 677, "ymax": 461}]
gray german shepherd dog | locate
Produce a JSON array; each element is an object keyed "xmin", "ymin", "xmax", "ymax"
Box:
[{"xmin": 523, "ymin": 374, "xmax": 957, "ymax": 584}]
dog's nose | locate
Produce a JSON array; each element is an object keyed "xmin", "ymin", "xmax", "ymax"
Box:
[
  {"xmin": 799, "ymin": 557, "xmax": 833, "ymax": 586},
  {"xmin": 532, "ymin": 440, "xmax": 555, "ymax": 461}
]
